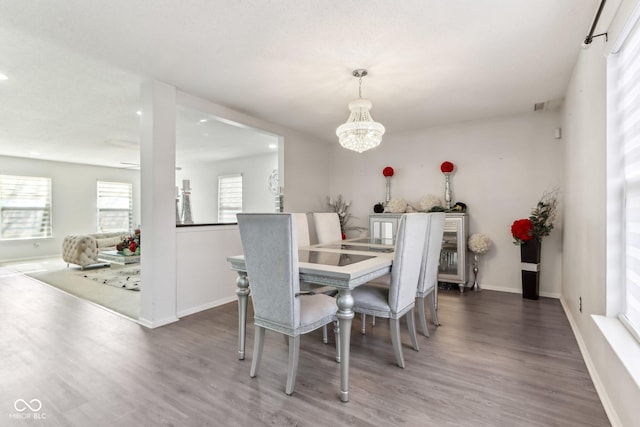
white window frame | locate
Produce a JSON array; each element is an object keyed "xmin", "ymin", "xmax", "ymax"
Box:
[
  {"xmin": 0, "ymin": 174, "xmax": 52, "ymax": 240},
  {"xmin": 218, "ymin": 174, "xmax": 242, "ymax": 223},
  {"xmin": 607, "ymin": 7, "xmax": 640, "ymax": 343},
  {"xmin": 97, "ymin": 181, "xmax": 133, "ymax": 233}
]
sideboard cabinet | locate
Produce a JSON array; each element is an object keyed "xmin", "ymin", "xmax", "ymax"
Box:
[
  {"xmin": 438, "ymin": 213, "xmax": 469, "ymax": 292},
  {"xmin": 369, "ymin": 212, "xmax": 469, "ymax": 292}
]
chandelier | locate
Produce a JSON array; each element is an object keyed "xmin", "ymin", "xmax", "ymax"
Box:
[{"xmin": 336, "ymin": 69, "xmax": 385, "ymax": 153}]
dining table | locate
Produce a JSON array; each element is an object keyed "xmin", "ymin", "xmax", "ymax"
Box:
[{"xmin": 227, "ymin": 236, "xmax": 395, "ymax": 402}]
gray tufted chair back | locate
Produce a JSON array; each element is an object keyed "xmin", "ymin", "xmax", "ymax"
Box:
[{"xmin": 238, "ymin": 213, "xmax": 300, "ymax": 332}]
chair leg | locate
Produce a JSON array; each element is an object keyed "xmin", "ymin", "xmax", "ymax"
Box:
[
  {"xmin": 334, "ymin": 321, "xmax": 341, "ymax": 363},
  {"xmin": 428, "ymin": 291, "xmax": 440, "ymax": 326},
  {"xmin": 416, "ymin": 296, "xmax": 430, "ymax": 337},
  {"xmin": 389, "ymin": 318, "xmax": 405, "ymax": 368},
  {"xmin": 406, "ymin": 309, "xmax": 419, "ymax": 351},
  {"xmin": 322, "ymin": 325, "xmax": 328, "ymax": 344},
  {"xmin": 285, "ymin": 335, "xmax": 300, "ymax": 395},
  {"xmin": 361, "ymin": 313, "xmax": 367, "ymax": 335},
  {"xmin": 250, "ymin": 326, "xmax": 265, "ymax": 378}
]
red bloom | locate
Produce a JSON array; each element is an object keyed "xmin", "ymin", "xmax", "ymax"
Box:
[
  {"xmin": 383, "ymin": 166, "xmax": 394, "ymax": 177},
  {"xmin": 440, "ymin": 161, "xmax": 454, "ymax": 173},
  {"xmin": 129, "ymin": 241, "xmax": 138, "ymax": 252},
  {"xmin": 511, "ymin": 219, "xmax": 534, "ymax": 242}
]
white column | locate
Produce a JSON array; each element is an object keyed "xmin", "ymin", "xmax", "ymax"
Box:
[{"xmin": 139, "ymin": 80, "xmax": 179, "ymax": 327}]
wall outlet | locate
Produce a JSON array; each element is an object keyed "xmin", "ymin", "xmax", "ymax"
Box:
[{"xmin": 579, "ymin": 296, "xmax": 582, "ymax": 313}]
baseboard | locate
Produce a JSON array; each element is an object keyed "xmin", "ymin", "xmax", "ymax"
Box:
[
  {"xmin": 137, "ymin": 315, "xmax": 180, "ymax": 329},
  {"xmin": 559, "ymin": 297, "xmax": 621, "ymax": 427},
  {"xmin": 480, "ymin": 284, "xmax": 560, "ymax": 299},
  {"xmin": 177, "ymin": 295, "xmax": 237, "ymax": 318}
]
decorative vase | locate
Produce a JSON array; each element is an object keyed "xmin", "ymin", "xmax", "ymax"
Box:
[
  {"xmin": 444, "ymin": 173, "xmax": 452, "ymax": 209},
  {"xmin": 176, "ymin": 197, "xmax": 181, "ymax": 224},
  {"xmin": 520, "ymin": 239, "xmax": 541, "ymax": 299},
  {"xmin": 472, "ymin": 253, "xmax": 481, "ymax": 291},
  {"xmin": 385, "ymin": 177, "xmax": 391, "ymax": 203},
  {"xmin": 181, "ymin": 189, "xmax": 193, "ymax": 224}
]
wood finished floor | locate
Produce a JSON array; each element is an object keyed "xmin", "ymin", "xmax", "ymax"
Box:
[{"xmin": 0, "ymin": 271, "xmax": 609, "ymax": 427}]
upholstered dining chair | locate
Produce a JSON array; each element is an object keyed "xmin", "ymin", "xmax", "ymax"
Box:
[
  {"xmin": 292, "ymin": 212, "xmax": 337, "ymax": 343},
  {"xmin": 416, "ymin": 212, "xmax": 446, "ymax": 337},
  {"xmin": 312, "ymin": 212, "xmax": 342, "ymax": 244},
  {"xmin": 292, "ymin": 213, "xmax": 311, "ymax": 248},
  {"xmin": 237, "ymin": 213, "xmax": 339, "ymax": 395},
  {"xmin": 350, "ymin": 213, "xmax": 429, "ymax": 368},
  {"xmin": 361, "ymin": 212, "xmax": 446, "ymax": 337}
]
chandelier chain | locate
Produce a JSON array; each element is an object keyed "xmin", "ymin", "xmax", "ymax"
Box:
[{"xmin": 358, "ymin": 75, "xmax": 363, "ymax": 99}]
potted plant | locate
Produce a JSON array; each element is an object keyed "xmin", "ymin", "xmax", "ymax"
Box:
[{"xmin": 511, "ymin": 190, "xmax": 558, "ymax": 299}]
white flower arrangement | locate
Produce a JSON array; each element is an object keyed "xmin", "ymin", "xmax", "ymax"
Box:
[
  {"xmin": 419, "ymin": 195, "xmax": 442, "ymax": 212},
  {"xmin": 385, "ymin": 197, "xmax": 408, "ymax": 213},
  {"xmin": 468, "ymin": 233, "xmax": 492, "ymax": 254},
  {"xmin": 328, "ymin": 195, "xmax": 364, "ymax": 234}
]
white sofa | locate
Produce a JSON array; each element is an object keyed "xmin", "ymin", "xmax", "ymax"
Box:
[{"xmin": 62, "ymin": 232, "xmax": 126, "ymax": 268}]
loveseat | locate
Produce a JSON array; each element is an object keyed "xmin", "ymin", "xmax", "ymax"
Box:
[{"xmin": 62, "ymin": 232, "xmax": 126, "ymax": 268}]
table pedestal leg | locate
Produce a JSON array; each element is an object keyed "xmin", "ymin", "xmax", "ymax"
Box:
[
  {"xmin": 235, "ymin": 272, "xmax": 250, "ymax": 360},
  {"xmin": 336, "ymin": 289, "xmax": 354, "ymax": 402}
]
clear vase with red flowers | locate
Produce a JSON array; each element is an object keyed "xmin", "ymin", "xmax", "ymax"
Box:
[
  {"xmin": 382, "ymin": 166, "xmax": 394, "ymax": 203},
  {"xmin": 440, "ymin": 161, "xmax": 454, "ymax": 209}
]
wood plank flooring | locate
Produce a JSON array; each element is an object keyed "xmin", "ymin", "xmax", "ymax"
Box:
[{"xmin": 0, "ymin": 270, "xmax": 610, "ymax": 426}]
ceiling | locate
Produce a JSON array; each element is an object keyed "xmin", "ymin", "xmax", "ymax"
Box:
[{"xmin": 0, "ymin": 0, "xmax": 601, "ymax": 169}]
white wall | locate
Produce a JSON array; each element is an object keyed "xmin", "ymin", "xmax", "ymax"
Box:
[
  {"xmin": 176, "ymin": 225, "xmax": 241, "ymax": 316},
  {"xmin": 176, "ymin": 152, "xmax": 278, "ymax": 224},
  {"xmin": 0, "ymin": 155, "xmax": 140, "ymax": 262},
  {"xmin": 560, "ymin": 0, "xmax": 640, "ymax": 424},
  {"xmin": 328, "ymin": 111, "xmax": 564, "ymax": 296}
]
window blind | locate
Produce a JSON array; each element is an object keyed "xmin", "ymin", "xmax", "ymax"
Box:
[
  {"xmin": 97, "ymin": 181, "xmax": 132, "ymax": 233},
  {"xmin": 0, "ymin": 175, "xmax": 52, "ymax": 239},
  {"xmin": 218, "ymin": 174, "xmax": 242, "ymax": 223},
  {"xmin": 616, "ymin": 19, "xmax": 640, "ymax": 341}
]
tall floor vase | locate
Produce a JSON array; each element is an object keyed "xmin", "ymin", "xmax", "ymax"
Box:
[{"xmin": 520, "ymin": 239, "xmax": 541, "ymax": 299}]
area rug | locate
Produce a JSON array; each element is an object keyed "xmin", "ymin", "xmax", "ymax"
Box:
[
  {"xmin": 78, "ymin": 267, "xmax": 140, "ymax": 291},
  {"xmin": 23, "ymin": 262, "xmax": 140, "ymax": 319}
]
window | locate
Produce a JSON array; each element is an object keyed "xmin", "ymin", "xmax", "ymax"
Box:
[
  {"xmin": 97, "ymin": 181, "xmax": 132, "ymax": 233},
  {"xmin": 609, "ymin": 16, "xmax": 640, "ymax": 341},
  {"xmin": 218, "ymin": 174, "xmax": 242, "ymax": 223},
  {"xmin": 0, "ymin": 175, "xmax": 52, "ymax": 240}
]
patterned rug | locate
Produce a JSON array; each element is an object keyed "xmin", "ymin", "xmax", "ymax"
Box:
[{"xmin": 78, "ymin": 267, "xmax": 140, "ymax": 291}]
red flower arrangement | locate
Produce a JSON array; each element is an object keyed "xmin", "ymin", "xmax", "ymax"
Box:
[
  {"xmin": 116, "ymin": 229, "xmax": 141, "ymax": 255},
  {"xmin": 440, "ymin": 161, "xmax": 454, "ymax": 174},
  {"xmin": 382, "ymin": 166, "xmax": 394, "ymax": 177},
  {"xmin": 511, "ymin": 219, "xmax": 534, "ymax": 244},
  {"xmin": 511, "ymin": 189, "xmax": 559, "ymax": 245}
]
